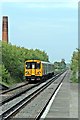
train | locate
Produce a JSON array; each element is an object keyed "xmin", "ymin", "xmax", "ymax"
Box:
[{"xmin": 24, "ymin": 60, "xmax": 54, "ymax": 81}]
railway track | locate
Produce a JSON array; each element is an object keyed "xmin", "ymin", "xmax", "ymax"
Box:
[
  {"xmin": 35, "ymin": 75, "xmax": 66, "ymax": 120},
  {"xmin": 0, "ymin": 74, "xmax": 58, "ymax": 106},
  {"xmin": 0, "ymin": 82, "xmax": 35, "ymax": 105},
  {"xmin": 0, "ymin": 82, "xmax": 29, "ymax": 95},
  {"xmin": 0, "ymin": 81, "xmax": 47, "ymax": 105},
  {"xmin": 0, "ymin": 71, "xmax": 67, "ymax": 120}
]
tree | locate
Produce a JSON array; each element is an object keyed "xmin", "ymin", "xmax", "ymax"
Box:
[
  {"xmin": 2, "ymin": 41, "xmax": 49, "ymax": 83},
  {"xmin": 60, "ymin": 59, "xmax": 66, "ymax": 69},
  {"xmin": 70, "ymin": 49, "xmax": 79, "ymax": 82}
]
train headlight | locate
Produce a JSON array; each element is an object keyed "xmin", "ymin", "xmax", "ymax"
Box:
[
  {"xmin": 26, "ymin": 71, "xmax": 29, "ymax": 74},
  {"xmin": 37, "ymin": 71, "xmax": 41, "ymax": 75}
]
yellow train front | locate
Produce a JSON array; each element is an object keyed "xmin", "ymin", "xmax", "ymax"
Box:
[{"xmin": 24, "ymin": 60, "xmax": 54, "ymax": 81}]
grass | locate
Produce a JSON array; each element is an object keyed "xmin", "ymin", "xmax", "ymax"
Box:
[
  {"xmin": 0, "ymin": 76, "xmax": 24, "ymax": 87},
  {"xmin": 0, "ymin": 78, "xmax": 9, "ymax": 87},
  {"xmin": 70, "ymin": 72, "xmax": 78, "ymax": 83}
]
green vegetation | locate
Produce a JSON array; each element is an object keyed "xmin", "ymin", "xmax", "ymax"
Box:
[
  {"xmin": 0, "ymin": 41, "xmax": 68, "ymax": 86},
  {"xmin": 54, "ymin": 59, "xmax": 66, "ymax": 73},
  {"xmin": 70, "ymin": 49, "xmax": 80, "ymax": 83},
  {"xmin": 1, "ymin": 41, "xmax": 49, "ymax": 86},
  {"xmin": 1, "ymin": 64, "xmax": 10, "ymax": 83}
]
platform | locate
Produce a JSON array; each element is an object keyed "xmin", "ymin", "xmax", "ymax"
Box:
[{"xmin": 45, "ymin": 72, "xmax": 78, "ymax": 119}]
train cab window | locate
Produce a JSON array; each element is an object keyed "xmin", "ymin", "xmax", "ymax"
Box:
[
  {"xmin": 26, "ymin": 62, "xmax": 40, "ymax": 69},
  {"xmin": 26, "ymin": 62, "xmax": 31, "ymax": 69},
  {"xmin": 36, "ymin": 63, "xmax": 40, "ymax": 69},
  {"xmin": 32, "ymin": 63, "xmax": 35, "ymax": 69}
]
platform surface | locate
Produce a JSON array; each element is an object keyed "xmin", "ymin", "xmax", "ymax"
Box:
[{"xmin": 45, "ymin": 71, "xmax": 78, "ymax": 119}]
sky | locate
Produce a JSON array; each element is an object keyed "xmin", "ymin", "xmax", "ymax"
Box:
[{"xmin": 0, "ymin": 0, "xmax": 78, "ymax": 63}]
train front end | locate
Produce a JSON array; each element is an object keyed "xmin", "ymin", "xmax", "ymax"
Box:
[{"xmin": 25, "ymin": 60, "xmax": 42, "ymax": 81}]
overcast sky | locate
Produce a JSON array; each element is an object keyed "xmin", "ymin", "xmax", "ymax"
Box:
[{"xmin": 0, "ymin": 0, "xmax": 78, "ymax": 63}]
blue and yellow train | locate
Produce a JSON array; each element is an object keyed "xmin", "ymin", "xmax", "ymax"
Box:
[{"xmin": 24, "ymin": 60, "xmax": 54, "ymax": 81}]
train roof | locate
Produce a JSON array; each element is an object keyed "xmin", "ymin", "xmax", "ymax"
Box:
[
  {"xmin": 25, "ymin": 60, "xmax": 53, "ymax": 65},
  {"xmin": 25, "ymin": 60, "xmax": 41, "ymax": 62},
  {"xmin": 41, "ymin": 61, "xmax": 53, "ymax": 65}
]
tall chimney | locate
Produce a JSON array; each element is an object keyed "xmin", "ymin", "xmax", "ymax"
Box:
[{"xmin": 2, "ymin": 16, "xmax": 8, "ymax": 43}]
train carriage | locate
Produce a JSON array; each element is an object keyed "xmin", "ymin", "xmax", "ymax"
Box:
[{"xmin": 24, "ymin": 60, "xmax": 54, "ymax": 81}]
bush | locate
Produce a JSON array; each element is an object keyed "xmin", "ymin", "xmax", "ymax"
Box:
[
  {"xmin": 0, "ymin": 64, "xmax": 10, "ymax": 83},
  {"xmin": 70, "ymin": 49, "xmax": 79, "ymax": 83},
  {"xmin": 1, "ymin": 41, "xmax": 49, "ymax": 82}
]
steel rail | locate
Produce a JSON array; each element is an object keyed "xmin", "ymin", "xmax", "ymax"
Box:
[
  {"xmin": 35, "ymin": 72, "xmax": 67, "ymax": 120},
  {"xmin": 0, "ymin": 81, "xmax": 42, "ymax": 105},
  {"xmin": 0, "ymin": 73, "xmax": 59, "ymax": 105},
  {"xmin": 0, "ymin": 72, "xmax": 64, "ymax": 120},
  {"xmin": 0, "ymin": 82, "xmax": 29, "ymax": 95}
]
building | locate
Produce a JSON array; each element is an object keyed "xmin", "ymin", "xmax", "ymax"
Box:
[{"xmin": 2, "ymin": 16, "xmax": 8, "ymax": 43}]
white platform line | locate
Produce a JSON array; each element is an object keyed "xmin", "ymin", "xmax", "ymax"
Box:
[{"xmin": 41, "ymin": 82, "xmax": 63, "ymax": 119}]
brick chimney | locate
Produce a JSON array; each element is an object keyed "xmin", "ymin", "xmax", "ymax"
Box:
[{"xmin": 2, "ymin": 16, "xmax": 8, "ymax": 43}]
